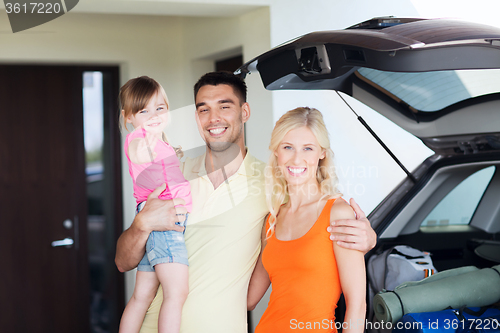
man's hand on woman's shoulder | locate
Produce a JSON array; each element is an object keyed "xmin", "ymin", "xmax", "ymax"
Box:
[{"xmin": 327, "ymin": 198, "xmax": 376, "ymax": 254}]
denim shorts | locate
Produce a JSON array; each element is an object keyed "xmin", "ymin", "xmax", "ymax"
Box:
[{"xmin": 135, "ymin": 201, "xmax": 189, "ymax": 271}]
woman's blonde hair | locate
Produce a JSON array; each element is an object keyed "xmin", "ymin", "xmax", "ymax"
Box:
[
  {"xmin": 265, "ymin": 107, "xmax": 341, "ymax": 238},
  {"xmin": 118, "ymin": 76, "xmax": 170, "ymax": 133}
]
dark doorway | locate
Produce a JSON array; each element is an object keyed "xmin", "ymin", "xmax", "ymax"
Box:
[
  {"xmin": 0, "ymin": 65, "xmax": 123, "ymax": 333},
  {"xmin": 215, "ymin": 54, "xmax": 246, "ymax": 145},
  {"xmin": 216, "ymin": 54, "xmax": 243, "ymax": 73}
]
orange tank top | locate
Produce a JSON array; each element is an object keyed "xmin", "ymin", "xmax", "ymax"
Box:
[{"xmin": 255, "ymin": 199, "xmax": 342, "ymax": 333}]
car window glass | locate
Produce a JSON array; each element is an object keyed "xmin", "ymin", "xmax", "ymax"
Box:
[
  {"xmin": 357, "ymin": 68, "xmax": 500, "ymax": 112},
  {"xmin": 421, "ymin": 166, "xmax": 496, "ymax": 227}
]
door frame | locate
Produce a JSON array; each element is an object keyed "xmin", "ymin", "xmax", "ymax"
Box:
[{"xmin": 79, "ymin": 64, "xmax": 125, "ymax": 328}]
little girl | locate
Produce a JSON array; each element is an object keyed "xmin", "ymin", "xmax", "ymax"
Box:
[{"xmin": 118, "ymin": 76, "xmax": 192, "ymax": 333}]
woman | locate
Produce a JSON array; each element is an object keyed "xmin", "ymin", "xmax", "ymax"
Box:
[{"xmin": 248, "ymin": 107, "xmax": 366, "ymax": 333}]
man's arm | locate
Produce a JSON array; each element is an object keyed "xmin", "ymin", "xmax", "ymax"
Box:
[
  {"xmin": 327, "ymin": 198, "xmax": 376, "ymax": 254},
  {"xmin": 115, "ymin": 184, "xmax": 186, "ymax": 272}
]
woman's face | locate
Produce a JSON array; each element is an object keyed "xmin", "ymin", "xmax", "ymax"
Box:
[{"xmin": 275, "ymin": 126, "xmax": 325, "ymax": 188}]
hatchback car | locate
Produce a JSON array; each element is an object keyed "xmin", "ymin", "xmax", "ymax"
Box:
[{"xmin": 238, "ymin": 16, "xmax": 500, "ymax": 330}]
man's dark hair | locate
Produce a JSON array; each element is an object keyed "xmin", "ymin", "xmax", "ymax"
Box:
[{"xmin": 194, "ymin": 71, "xmax": 247, "ymax": 104}]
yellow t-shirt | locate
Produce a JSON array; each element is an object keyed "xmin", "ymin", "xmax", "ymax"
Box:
[{"xmin": 140, "ymin": 151, "xmax": 267, "ymax": 333}]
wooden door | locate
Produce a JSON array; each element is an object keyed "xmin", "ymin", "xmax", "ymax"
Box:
[{"xmin": 0, "ymin": 65, "xmax": 90, "ymax": 332}]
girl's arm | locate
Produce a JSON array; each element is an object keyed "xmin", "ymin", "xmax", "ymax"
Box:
[
  {"xmin": 331, "ymin": 200, "xmax": 366, "ymax": 333},
  {"xmin": 247, "ymin": 217, "xmax": 271, "ymax": 311},
  {"xmin": 128, "ymin": 130, "xmax": 158, "ymax": 164}
]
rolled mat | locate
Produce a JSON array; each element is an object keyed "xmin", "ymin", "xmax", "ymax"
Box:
[
  {"xmin": 396, "ymin": 265, "xmax": 478, "ymax": 289},
  {"xmin": 373, "ymin": 265, "xmax": 500, "ymax": 324}
]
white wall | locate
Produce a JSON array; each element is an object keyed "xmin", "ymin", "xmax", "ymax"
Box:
[
  {"xmin": 0, "ymin": 12, "xmax": 187, "ymax": 107},
  {"xmin": 177, "ymin": 7, "xmax": 273, "ymax": 164}
]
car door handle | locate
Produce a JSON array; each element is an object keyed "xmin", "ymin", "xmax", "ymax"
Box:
[{"xmin": 51, "ymin": 238, "xmax": 74, "ymax": 247}]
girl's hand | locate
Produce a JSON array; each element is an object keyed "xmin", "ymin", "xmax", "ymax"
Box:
[{"xmin": 174, "ymin": 145, "xmax": 184, "ymax": 159}]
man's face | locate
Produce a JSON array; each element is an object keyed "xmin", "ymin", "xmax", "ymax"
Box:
[{"xmin": 195, "ymin": 84, "xmax": 250, "ymax": 153}]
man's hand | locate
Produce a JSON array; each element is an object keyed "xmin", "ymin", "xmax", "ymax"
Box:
[
  {"xmin": 327, "ymin": 198, "xmax": 376, "ymax": 254},
  {"xmin": 115, "ymin": 184, "xmax": 186, "ymax": 272},
  {"xmin": 137, "ymin": 183, "xmax": 187, "ymax": 234}
]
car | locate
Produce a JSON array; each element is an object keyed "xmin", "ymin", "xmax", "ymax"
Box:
[{"xmin": 238, "ymin": 16, "xmax": 500, "ymax": 331}]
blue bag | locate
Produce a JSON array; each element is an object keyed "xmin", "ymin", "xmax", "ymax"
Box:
[{"xmin": 393, "ymin": 307, "xmax": 500, "ymax": 333}]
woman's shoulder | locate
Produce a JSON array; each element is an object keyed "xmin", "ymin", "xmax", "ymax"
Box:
[{"xmin": 330, "ymin": 197, "xmax": 355, "ymax": 220}]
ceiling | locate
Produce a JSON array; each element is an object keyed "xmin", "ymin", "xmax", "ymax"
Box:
[{"xmin": 0, "ymin": 0, "xmax": 267, "ymax": 17}]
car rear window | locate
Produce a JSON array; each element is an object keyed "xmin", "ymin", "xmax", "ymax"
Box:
[
  {"xmin": 357, "ymin": 68, "xmax": 500, "ymax": 112},
  {"xmin": 420, "ymin": 166, "xmax": 496, "ymax": 227}
]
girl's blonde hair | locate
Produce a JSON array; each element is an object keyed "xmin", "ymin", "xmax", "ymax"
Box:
[
  {"xmin": 265, "ymin": 107, "xmax": 341, "ymax": 238},
  {"xmin": 118, "ymin": 76, "xmax": 170, "ymax": 133}
]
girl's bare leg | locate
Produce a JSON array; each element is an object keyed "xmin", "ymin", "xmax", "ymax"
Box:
[
  {"xmin": 154, "ymin": 263, "xmax": 189, "ymax": 333},
  {"xmin": 119, "ymin": 271, "xmax": 160, "ymax": 333}
]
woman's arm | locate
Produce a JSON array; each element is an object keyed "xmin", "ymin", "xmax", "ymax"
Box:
[
  {"xmin": 328, "ymin": 198, "xmax": 376, "ymax": 254},
  {"xmin": 331, "ymin": 201, "xmax": 366, "ymax": 333},
  {"xmin": 247, "ymin": 217, "xmax": 271, "ymax": 311}
]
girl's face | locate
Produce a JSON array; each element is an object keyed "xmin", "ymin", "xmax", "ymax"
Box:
[
  {"xmin": 126, "ymin": 91, "xmax": 169, "ymax": 135},
  {"xmin": 275, "ymin": 126, "xmax": 325, "ymax": 188}
]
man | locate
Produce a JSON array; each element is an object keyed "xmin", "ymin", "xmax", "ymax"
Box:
[{"xmin": 115, "ymin": 72, "xmax": 376, "ymax": 333}]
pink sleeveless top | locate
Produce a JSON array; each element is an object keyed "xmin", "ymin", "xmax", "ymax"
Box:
[{"xmin": 124, "ymin": 128, "xmax": 192, "ymax": 212}]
